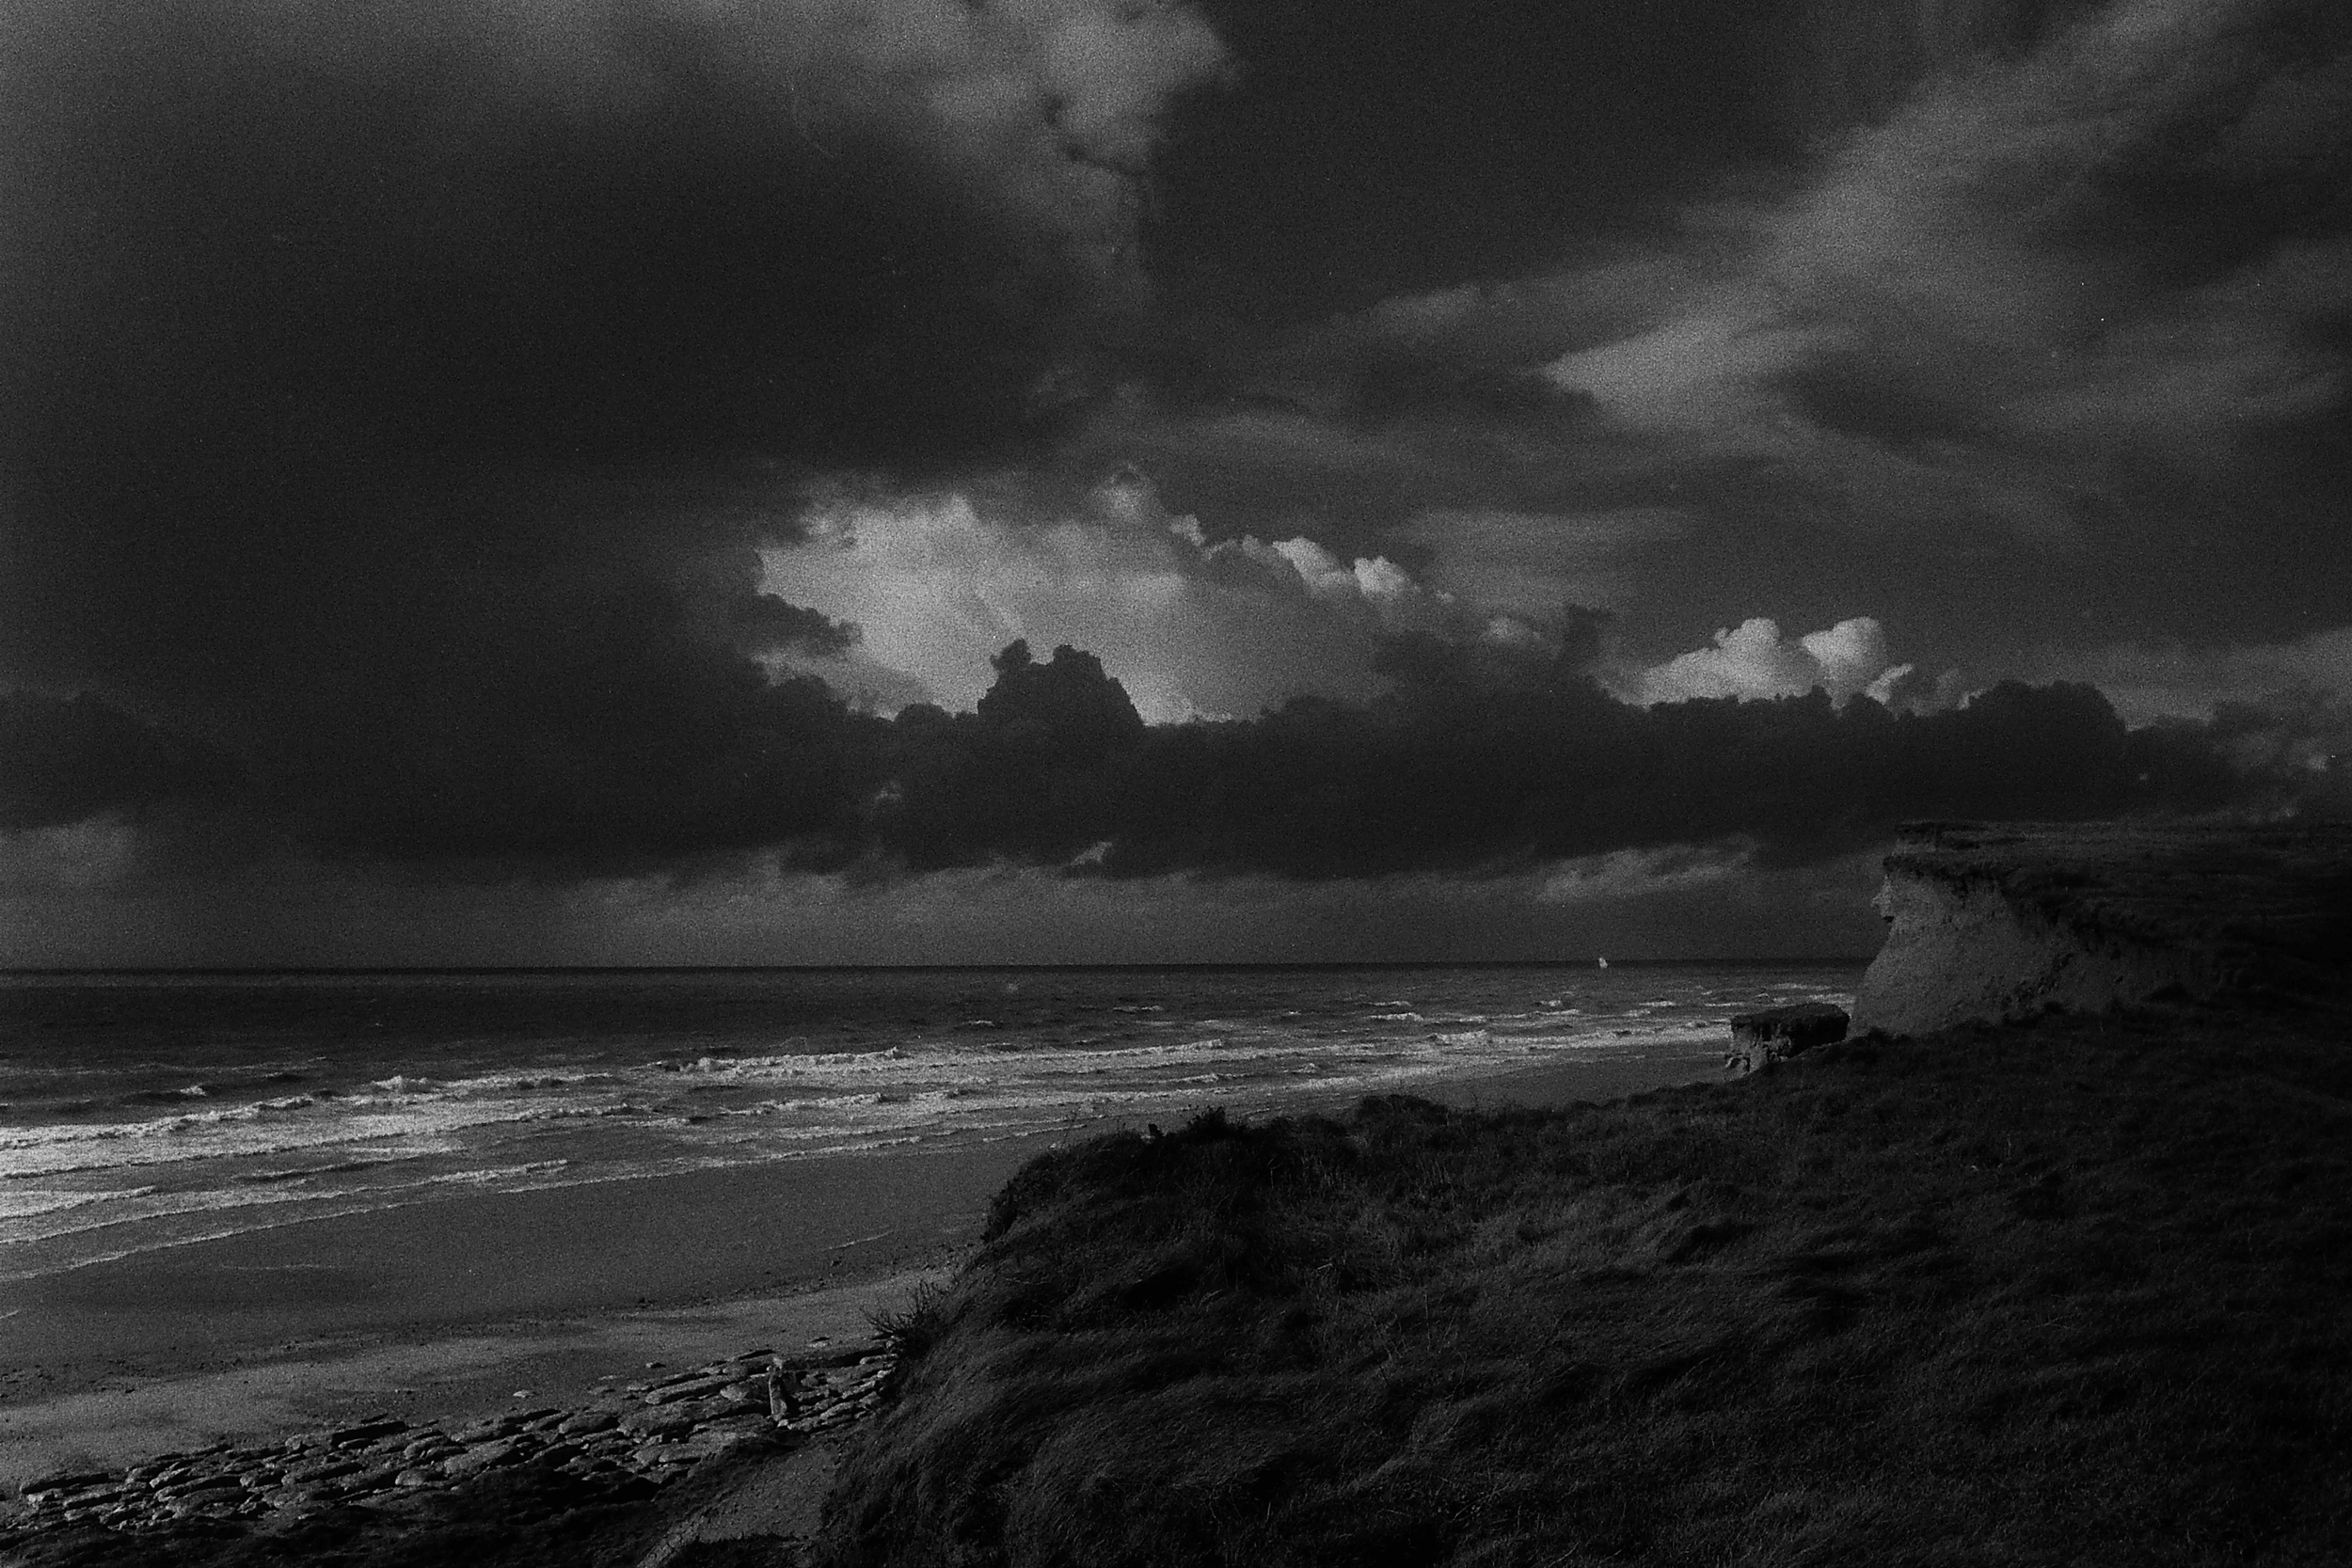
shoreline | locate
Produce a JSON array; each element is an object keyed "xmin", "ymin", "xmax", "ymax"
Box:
[
  {"xmin": 3, "ymin": 1042, "xmax": 1729, "ymax": 1506},
  {"xmin": 1, "ymin": 1294, "xmax": 904, "ymax": 1542},
  {"xmin": 0, "ymin": 1133, "xmax": 1044, "ymax": 1495},
  {"xmin": 822, "ymin": 997, "xmax": 2352, "ymax": 1565},
  {"xmin": 0, "ymin": 1268, "xmax": 938, "ymax": 1502}
]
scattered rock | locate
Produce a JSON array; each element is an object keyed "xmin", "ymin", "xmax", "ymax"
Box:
[
  {"xmin": 644, "ymin": 1375, "xmax": 731, "ymax": 1405},
  {"xmin": 618, "ymin": 1408, "xmax": 702, "ymax": 1442},
  {"xmin": 157, "ymin": 1474, "xmax": 247, "ymax": 1501},
  {"xmin": 0, "ymin": 1336, "xmax": 898, "ymax": 1547},
  {"xmin": 19, "ymin": 1471, "xmax": 110, "ymax": 1499},
  {"xmin": 329, "ymin": 1419, "xmax": 408, "ymax": 1448},
  {"xmin": 280, "ymin": 1458, "xmax": 362, "ymax": 1486},
  {"xmin": 1724, "ymin": 1004, "xmax": 1849, "ymax": 1075},
  {"xmin": 558, "ymin": 1410, "xmax": 620, "ymax": 1435},
  {"xmin": 438, "ymin": 1441, "xmax": 519, "ymax": 1480}
]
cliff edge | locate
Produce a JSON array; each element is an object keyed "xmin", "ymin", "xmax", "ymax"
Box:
[
  {"xmin": 1850, "ymin": 819, "xmax": 2352, "ymax": 1037},
  {"xmin": 789, "ymin": 824, "xmax": 2352, "ymax": 1568}
]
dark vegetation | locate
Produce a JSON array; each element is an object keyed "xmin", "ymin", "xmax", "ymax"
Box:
[{"xmin": 818, "ymin": 999, "xmax": 2352, "ymax": 1566}]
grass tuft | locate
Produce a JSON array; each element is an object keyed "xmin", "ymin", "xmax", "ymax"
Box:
[{"xmin": 816, "ymin": 999, "xmax": 2352, "ymax": 1566}]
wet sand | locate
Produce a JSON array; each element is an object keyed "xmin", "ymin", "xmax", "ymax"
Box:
[
  {"xmin": 2, "ymin": 1045, "xmax": 1729, "ymax": 1496},
  {"xmin": 0, "ymin": 1135, "xmax": 1060, "ymax": 1492}
]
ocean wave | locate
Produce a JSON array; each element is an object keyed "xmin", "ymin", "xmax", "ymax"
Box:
[
  {"xmin": 0, "ymin": 1096, "xmax": 547, "ymax": 1180},
  {"xmin": 1, "ymin": 999, "xmax": 1763, "ymax": 1233},
  {"xmin": 3, "ymin": 963, "xmax": 1865, "ymax": 1278},
  {"xmin": 120, "ymin": 1084, "xmax": 214, "ymax": 1103},
  {"xmin": 365, "ymin": 1074, "xmax": 442, "ymax": 1094},
  {"xmin": 5, "ymin": 1136, "xmax": 965, "ymax": 1271},
  {"xmin": 237, "ymin": 1159, "xmax": 393, "ymax": 1183},
  {"xmin": 1, "ymin": 1182, "xmax": 337, "ymax": 1249},
  {"xmin": 420, "ymin": 1160, "xmax": 570, "ymax": 1186},
  {"xmin": 0, "ymin": 1185, "xmax": 159, "ymax": 1220}
]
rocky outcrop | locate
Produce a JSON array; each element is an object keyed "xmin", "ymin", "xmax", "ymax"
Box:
[
  {"xmin": 0, "ymin": 1339, "xmax": 898, "ymax": 1544},
  {"xmin": 1724, "ymin": 1004, "xmax": 1849, "ymax": 1074},
  {"xmin": 1851, "ymin": 820, "xmax": 2352, "ymax": 1037}
]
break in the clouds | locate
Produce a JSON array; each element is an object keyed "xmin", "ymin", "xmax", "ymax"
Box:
[
  {"xmin": 1107, "ymin": 0, "xmax": 2352, "ymax": 662},
  {"xmin": 764, "ymin": 475, "xmax": 1587, "ymax": 721},
  {"xmin": 0, "ymin": 0, "xmax": 1225, "ymax": 874},
  {"xmin": 759, "ymin": 481, "xmax": 1411, "ymax": 721},
  {"xmin": 1628, "ymin": 618, "xmax": 1915, "ymax": 708},
  {"xmin": 4, "ymin": 0, "xmax": 2349, "ymax": 961}
]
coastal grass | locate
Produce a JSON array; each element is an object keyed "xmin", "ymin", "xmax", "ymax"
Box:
[{"xmin": 818, "ymin": 1000, "xmax": 2352, "ymax": 1566}]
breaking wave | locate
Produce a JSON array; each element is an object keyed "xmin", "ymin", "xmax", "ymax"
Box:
[{"xmin": 0, "ymin": 964, "xmax": 1853, "ymax": 1278}]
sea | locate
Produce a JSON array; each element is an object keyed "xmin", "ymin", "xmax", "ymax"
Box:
[{"xmin": 0, "ymin": 963, "xmax": 1858, "ymax": 1283}]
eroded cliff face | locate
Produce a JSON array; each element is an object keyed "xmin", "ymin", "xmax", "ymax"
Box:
[
  {"xmin": 1850, "ymin": 821, "xmax": 2352, "ymax": 1038},
  {"xmin": 1851, "ymin": 862, "xmax": 2217, "ymax": 1037}
]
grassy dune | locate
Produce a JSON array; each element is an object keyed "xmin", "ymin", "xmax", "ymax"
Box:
[{"xmin": 818, "ymin": 999, "xmax": 2352, "ymax": 1566}]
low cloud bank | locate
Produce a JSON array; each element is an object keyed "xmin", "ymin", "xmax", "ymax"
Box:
[
  {"xmin": 5, "ymin": 631, "xmax": 2305, "ymax": 888},
  {"xmin": 875, "ymin": 642, "xmax": 2254, "ymax": 879}
]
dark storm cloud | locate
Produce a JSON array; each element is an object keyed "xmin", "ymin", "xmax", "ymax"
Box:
[
  {"xmin": 0, "ymin": 0, "xmax": 1223, "ymax": 868},
  {"xmin": 1139, "ymin": 0, "xmax": 2032, "ymax": 322},
  {"xmin": 0, "ymin": 623, "xmax": 2280, "ymax": 879},
  {"xmin": 871, "ymin": 640, "xmax": 2256, "ymax": 879},
  {"xmin": 0, "ymin": 694, "xmax": 244, "ymax": 833},
  {"xmin": 6, "ymin": 0, "xmax": 2344, "ymax": 895},
  {"xmin": 1748, "ymin": 0, "xmax": 2352, "ymax": 456},
  {"xmin": 1094, "ymin": 0, "xmax": 2352, "ymax": 659},
  {"xmin": 1, "ymin": 0, "xmax": 1207, "ymax": 689},
  {"xmin": 730, "ymin": 596, "xmax": 863, "ymax": 659}
]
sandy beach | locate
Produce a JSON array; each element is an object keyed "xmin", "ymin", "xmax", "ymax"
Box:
[
  {"xmin": 0, "ymin": 1134, "xmax": 1051, "ymax": 1494},
  {"xmin": 2, "ymin": 1043, "xmax": 1725, "ymax": 1499}
]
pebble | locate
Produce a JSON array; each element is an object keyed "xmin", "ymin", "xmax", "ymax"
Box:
[
  {"xmin": 330, "ymin": 1421, "xmax": 407, "ymax": 1448},
  {"xmin": 1, "ymin": 1335, "xmax": 900, "ymax": 1543},
  {"xmin": 618, "ymin": 1407, "xmax": 700, "ymax": 1440},
  {"xmin": 642, "ymin": 1376, "xmax": 731, "ymax": 1405}
]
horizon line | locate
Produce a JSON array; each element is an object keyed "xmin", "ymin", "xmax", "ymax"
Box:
[{"xmin": 1, "ymin": 957, "xmax": 1877, "ymax": 977}]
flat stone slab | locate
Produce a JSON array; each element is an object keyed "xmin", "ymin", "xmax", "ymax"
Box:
[
  {"xmin": 1724, "ymin": 1004, "xmax": 1850, "ymax": 1074},
  {"xmin": 0, "ymin": 1338, "xmax": 896, "ymax": 1548}
]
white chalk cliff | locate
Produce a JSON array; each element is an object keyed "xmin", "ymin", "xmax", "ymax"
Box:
[{"xmin": 1850, "ymin": 821, "xmax": 2352, "ymax": 1038}]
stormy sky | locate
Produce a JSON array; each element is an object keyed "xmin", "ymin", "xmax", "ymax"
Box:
[{"xmin": 3, "ymin": 0, "xmax": 2347, "ymax": 964}]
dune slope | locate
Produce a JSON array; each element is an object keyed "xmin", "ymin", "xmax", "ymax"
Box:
[{"xmin": 818, "ymin": 823, "xmax": 2352, "ymax": 1565}]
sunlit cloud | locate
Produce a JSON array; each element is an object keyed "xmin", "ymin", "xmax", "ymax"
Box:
[
  {"xmin": 759, "ymin": 483, "xmax": 1441, "ymax": 721},
  {"xmin": 1627, "ymin": 615, "xmax": 1912, "ymax": 706}
]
